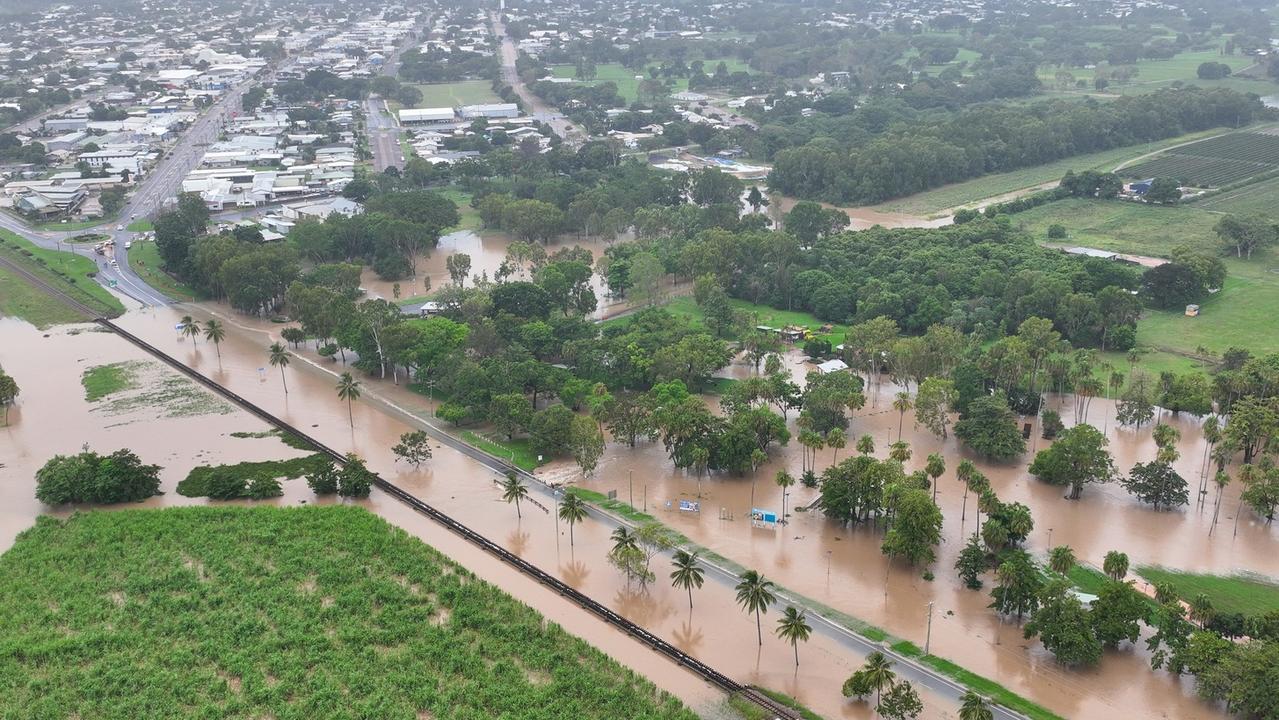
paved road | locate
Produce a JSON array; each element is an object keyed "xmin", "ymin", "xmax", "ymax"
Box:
[
  {"xmin": 490, "ymin": 13, "xmax": 585, "ymax": 146},
  {"xmin": 2, "ymin": 88, "xmax": 112, "ymax": 135},
  {"xmin": 1, "ymin": 72, "xmax": 260, "ymax": 307},
  {"xmin": 365, "ymin": 96, "xmax": 404, "ymax": 173}
]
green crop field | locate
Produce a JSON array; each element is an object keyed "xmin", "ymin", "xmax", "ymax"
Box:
[
  {"xmin": 1014, "ymin": 198, "xmax": 1279, "ymax": 366},
  {"xmin": 410, "ymin": 80, "xmax": 501, "ymax": 108},
  {"xmin": 0, "ymin": 264, "xmax": 86, "ymax": 327},
  {"xmin": 1197, "ymin": 175, "xmax": 1279, "ymax": 216},
  {"xmin": 1122, "ymin": 132, "xmax": 1279, "ymax": 187},
  {"xmin": 0, "ymin": 507, "xmax": 696, "ymax": 720}
]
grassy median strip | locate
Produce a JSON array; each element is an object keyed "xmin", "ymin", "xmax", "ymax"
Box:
[{"xmin": 0, "ymin": 230, "xmax": 124, "ymax": 320}]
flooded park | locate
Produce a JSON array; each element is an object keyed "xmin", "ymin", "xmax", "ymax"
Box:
[{"xmin": 4, "ymin": 284, "xmax": 1275, "ymax": 720}]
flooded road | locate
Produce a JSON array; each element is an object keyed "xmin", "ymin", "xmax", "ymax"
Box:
[{"xmin": 0, "ymin": 314, "xmax": 960, "ymax": 720}]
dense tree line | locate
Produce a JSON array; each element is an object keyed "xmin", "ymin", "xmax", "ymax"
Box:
[{"xmin": 768, "ymin": 88, "xmax": 1269, "ymax": 204}]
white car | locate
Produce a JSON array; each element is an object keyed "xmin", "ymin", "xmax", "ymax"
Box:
[
  {"xmin": 116, "ymin": 225, "xmax": 124, "ymax": 231},
  {"xmin": 124, "ymin": 241, "xmax": 132, "ymax": 249}
]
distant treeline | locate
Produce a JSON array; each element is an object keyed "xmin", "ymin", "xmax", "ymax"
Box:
[{"xmin": 768, "ymin": 87, "xmax": 1271, "ymax": 205}]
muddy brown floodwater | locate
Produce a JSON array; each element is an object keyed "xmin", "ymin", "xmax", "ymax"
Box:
[
  {"xmin": 770, "ymin": 195, "xmax": 952, "ymax": 231},
  {"xmin": 0, "ymin": 313, "xmax": 956, "ymax": 720}
]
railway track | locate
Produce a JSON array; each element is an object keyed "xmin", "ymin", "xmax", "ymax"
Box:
[{"xmin": 7, "ymin": 259, "xmax": 800, "ymax": 719}]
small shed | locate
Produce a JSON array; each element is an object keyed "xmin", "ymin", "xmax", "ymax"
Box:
[
  {"xmin": 1185, "ymin": 304, "xmax": 1200, "ymax": 317},
  {"xmin": 815, "ymin": 358, "xmax": 849, "ymax": 374}
]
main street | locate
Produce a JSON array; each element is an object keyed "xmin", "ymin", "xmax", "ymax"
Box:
[
  {"xmin": 490, "ymin": 12, "xmax": 586, "ymax": 146},
  {"xmin": 363, "ymin": 20, "xmax": 425, "ymax": 174}
]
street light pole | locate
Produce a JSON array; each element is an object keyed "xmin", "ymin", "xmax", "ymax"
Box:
[
  {"xmin": 826, "ymin": 550, "xmax": 832, "ymax": 582},
  {"xmin": 629, "ymin": 468, "xmax": 633, "ymax": 508},
  {"xmin": 924, "ymin": 601, "xmax": 935, "ymax": 656}
]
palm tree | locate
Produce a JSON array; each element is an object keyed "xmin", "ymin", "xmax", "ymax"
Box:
[
  {"xmin": 610, "ymin": 526, "xmax": 638, "ymax": 555},
  {"xmin": 1209, "ymin": 470, "xmax": 1230, "ymax": 535},
  {"xmin": 203, "ymin": 319, "xmax": 225, "ymax": 365},
  {"xmin": 501, "ymin": 472, "xmax": 528, "ymax": 519},
  {"xmin": 1189, "ymin": 593, "xmax": 1215, "ymax": 628},
  {"xmin": 775, "ymin": 470, "xmax": 795, "ymax": 524},
  {"xmin": 775, "ymin": 605, "xmax": 812, "ymax": 666},
  {"xmin": 857, "ymin": 434, "xmax": 875, "ymax": 456},
  {"xmin": 691, "ymin": 445, "xmax": 710, "ymax": 498},
  {"xmin": 893, "ymin": 392, "xmax": 913, "ymax": 441},
  {"xmin": 957, "ymin": 459, "xmax": 976, "ymax": 522},
  {"xmin": 268, "ymin": 342, "xmax": 290, "ymax": 394},
  {"xmin": 336, "ymin": 372, "xmax": 361, "ymax": 427},
  {"xmin": 889, "ymin": 440, "xmax": 911, "ymax": 464},
  {"xmin": 734, "ymin": 569, "xmax": 777, "ymax": 645},
  {"xmin": 1103, "ymin": 550, "xmax": 1129, "ymax": 581},
  {"xmin": 180, "ymin": 315, "xmax": 200, "ymax": 345},
  {"xmin": 827, "ymin": 428, "xmax": 846, "ymax": 463},
  {"xmin": 925, "ymin": 452, "xmax": 945, "ymax": 503},
  {"xmin": 1048, "ymin": 545, "xmax": 1076, "ymax": 575},
  {"xmin": 959, "ymin": 691, "xmax": 994, "ymax": 720},
  {"xmin": 558, "ymin": 493, "xmax": 587, "ymax": 546},
  {"xmin": 861, "ymin": 651, "xmax": 897, "ymax": 707},
  {"xmin": 670, "ymin": 549, "xmax": 704, "ymax": 609}
]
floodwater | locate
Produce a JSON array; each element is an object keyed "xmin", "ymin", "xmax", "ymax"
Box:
[
  {"xmin": 358, "ymin": 229, "xmax": 645, "ymax": 321},
  {"xmin": 770, "ymin": 194, "xmax": 952, "ymax": 231},
  {"xmin": 0, "ymin": 312, "xmax": 955, "ymax": 720}
]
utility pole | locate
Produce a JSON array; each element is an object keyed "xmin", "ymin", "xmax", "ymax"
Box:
[
  {"xmin": 629, "ymin": 468, "xmax": 633, "ymax": 508},
  {"xmin": 924, "ymin": 601, "xmax": 935, "ymax": 656}
]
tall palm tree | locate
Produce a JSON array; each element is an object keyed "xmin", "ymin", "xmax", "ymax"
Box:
[
  {"xmin": 888, "ymin": 440, "xmax": 911, "ymax": 464},
  {"xmin": 925, "ymin": 452, "xmax": 945, "ymax": 503},
  {"xmin": 203, "ymin": 319, "xmax": 225, "ymax": 365},
  {"xmin": 669, "ymin": 549, "xmax": 704, "ymax": 609},
  {"xmin": 958, "ymin": 691, "xmax": 994, "ymax": 720},
  {"xmin": 775, "ymin": 605, "xmax": 812, "ymax": 666},
  {"xmin": 893, "ymin": 392, "xmax": 913, "ymax": 441},
  {"xmin": 558, "ymin": 493, "xmax": 587, "ymax": 546},
  {"xmin": 861, "ymin": 651, "xmax": 897, "ymax": 707},
  {"xmin": 268, "ymin": 342, "xmax": 290, "ymax": 394},
  {"xmin": 734, "ymin": 569, "xmax": 777, "ymax": 646},
  {"xmin": 1209, "ymin": 470, "xmax": 1230, "ymax": 534},
  {"xmin": 1103, "ymin": 550, "xmax": 1129, "ymax": 581},
  {"xmin": 1189, "ymin": 593, "xmax": 1215, "ymax": 628},
  {"xmin": 857, "ymin": 434, "xmax": 875, "ymax": 456},
  {"xmin": 691, "ymin": 445, "xmax": 710, "ymax": 498},
  {"xmin": 775, "ymin": 470, "xmax": 795, "ymax": 524},
  {"xmin": 1048, "ymin": 545, "xmax": 1076, "ymax": 575},
  {"xmin": 501, "ymin": 472, "xmax": 528, "ymax": 519},
  {"xmin": 957, "ymin": 459, "xmax": 976, "ymax": 522},
  {"xmin": 827, "ymin": 428, "xmax": 846, "ymax": 463},
  {"xmin": 610, "ymin": 526, "xmax": 638, "ymax": 555},
  {"xmin": 180, "ymin": 315, "xmax": 200, "ymax": 345},
  {"xmin": 336, "ymin": 372, "xmax": 361, "ymax": 427}
]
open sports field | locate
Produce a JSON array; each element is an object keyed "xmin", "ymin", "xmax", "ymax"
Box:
[
  {"xmin": 0, "ymin": 507, "xmax": 696, "ymax": 720},
  {"xmin": 549, "ymin": 59, "xmax": 751, "ymax": 104},
  {"xmin": 1037, "ymin": 48, "xmax": 1261, "ymax": 88},
  {"xmin": 410, "ymin": 80, "xmax": 501, "ymax": 107},
  {"xmin": 1121, "ymin": 131, "xmax": 1279, "ymax": 187}
]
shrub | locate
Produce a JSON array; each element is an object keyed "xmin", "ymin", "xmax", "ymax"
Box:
[{"xmin": 34, "ymin": 449, "xmax": 162, "ymax": 505}]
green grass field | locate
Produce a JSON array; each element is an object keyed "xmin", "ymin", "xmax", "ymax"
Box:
[
  {"xmin": 128, "ymin": 240, "xmax": 202, "ymax": 301},
  {"xmin": 1137, "ymin": 567, "xmax": 1279, "ymax": 616},
  {"xmin": 0, "ymin": 264, "xmax": 86, "ymax": 327},
  {"xmin": 549, "ymin": 60, "xmax": 751, "ymax": 104},
  {"xmin": 870, "ymin": 126, "xmax": 1248, "ymax": 215},
  {"xmin": 81, "ymin": 361, "xmax": 138, "ymax": 401},
  {"xmin": 438, "ymin": 187, "xmax": 480, "ymax": 230},
  {"xmin": 1014, "ymin": 197, "xmax": 1279, "ymax": 366},
  {"xmin": 0, "ymin": 230, "xmax": 123, "ymax": 321},
  {"xmin": 1037, "ymin": 48, "xmax": 1260, "ymax": 87},
  {"xmin": 0, "ymin": 507, "xmax": 696, "ymax": 720},
  {"xmin": 410, "ymin": 80, "xmax": 501, "ymax": 108},
  {"xmin": 460, "ymin": 430, "xmax": 545, "ymax": 471},
  {"xmin": 126, "ymin": 218, "xmax": 153, "ymax": 232}
]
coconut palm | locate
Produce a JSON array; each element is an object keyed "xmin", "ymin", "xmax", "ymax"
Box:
[
  {"xmin": 958, "ymin": 690, "xmax": 994, "ymax": 720},
  {"xmin": 957, "ymin": 459, "xmax": 976, "ymax": 522},
  {"xmin": 775, "ymin": 470, "xmax": 795, "ymax": 524},
  {"xmin": 827, "ymin": 428, "xmax": 847, "ymax": 463},
  {"xmin": 857, "ymin": 433, "xmax": 875, "ymax": 456},
  {"xmin": 669, "ymin": 549, "xmax": 704, "ymax": 609},
  {"xmin": 180, "ymin": 315, "xmax": 200, "ymax": 345},
  {"xmin": 268, "ymin": 342, "xmax": 290, "ymax": 394},
  {"xmin": 861, "ymin": 651, "xmax": 897, "ymax": 707},
  {"xmin": 734, "ymin": 569, "xmax": 777, "ymax": 645},
  {"xmin": 1209, "ymin": 470, "xmax": 1230, "ymax": 534},
  {"xmin": 500, "ymin": 472, "xmax": 528, "ymax": 519},
  {"xmin": 558, "ymin": 493, "xmax": 587, "ymax": 546},
  {"xmin": 336, "ymin": 372, "xmax": 361, "ymax": 427},
  {"xmin": 1048, "ymin": 545, "xmax": 1076, "ymax": 575},
  {"xmin": 1190, "ymin": 593, "xmax": 1215, "ymax": 628},
  {"xmin": 888, "ymin": 440, "xmax": 912, "ymax": 464},
  {"xmin": 1200, "ymin": 415, "xmax": 1222, "ymax": 505},
  {"xmin": 203, "ymin": 319, "xmax": 225, "ymax": 365},
  {"xmin": 925, "ymin": 452, "xmax": 945, "ymax": 502},
  {"xmin": 610, "ymin": 526, "xmax": 638, "ymax": 555},
  {"xmin": 691, "ymin": 444, "xmax": 710, "ymax": 498},
  {"xmin": 775, "ymin": 605, "xmax": 812, "ymax": 666},
  {"xmin": 893, "ymin": 391, "xmax": 913, "ymax": 441},
  {"xmin": 1103, "ymin": 550, "xmax": 1129, "ymax": 581}
]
